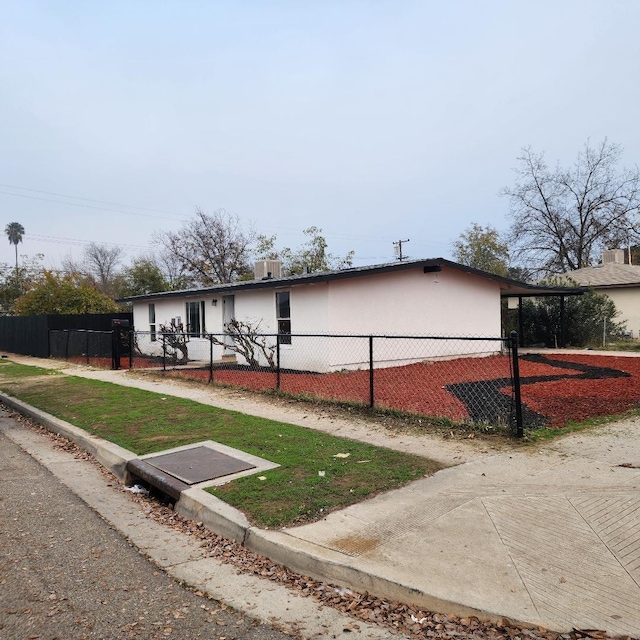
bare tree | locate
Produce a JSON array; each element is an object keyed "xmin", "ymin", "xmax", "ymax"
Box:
[
  {"xmin": 158, "ymin": 319, "xmax": 189, "ymax": 363},
  {"xmin": 83, "ymin": 243, "xmax": 123, "ymax": 294},
  {"xmin": 209, "ymin": 318, "xmax": 276, "ymax": 369},
  {"xmin": 61, "ymin": 244, "xmax": 124, "ymax": 296},
  {"xmin": 502, "ymin": 139, "xmax": 640, "ymax": 276},
  {"xmin": 154, "ymin": 208, "xmax": 254, "ymax": 286},
  {"xmin": 157, "ymin": 248, "xmax": 194, "ymax": 291}
]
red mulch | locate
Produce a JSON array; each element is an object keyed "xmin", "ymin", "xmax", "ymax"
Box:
[
  {"xmin": 165, "ymin": 355, "xmax": 593, "ymax": 425},
  {"xmin": 519, "ymin": 354, "xmax": 640, "ymax": 427},
  {"xmin": 62, "ymin": 352, "xmax": 640, "ymax": 428}
]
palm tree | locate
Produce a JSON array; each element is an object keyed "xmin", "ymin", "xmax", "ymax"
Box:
[{"xmin": 5, "ymin": 222, "xmax": 25, "ymax": 272}]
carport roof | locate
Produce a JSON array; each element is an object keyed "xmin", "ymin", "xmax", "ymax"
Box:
[{"xmin": 120, "ymin": 258, "xmax": 587, "ymax": 302}]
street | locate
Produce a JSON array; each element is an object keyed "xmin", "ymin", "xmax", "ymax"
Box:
[{"xmin": 0, "ymin": 422, "xmax": 293, "ymax": 640}]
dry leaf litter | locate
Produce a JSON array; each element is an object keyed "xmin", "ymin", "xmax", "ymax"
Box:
[{"xmin": 9, "ymin": 410, "xmax": 637, "ymax": 640}]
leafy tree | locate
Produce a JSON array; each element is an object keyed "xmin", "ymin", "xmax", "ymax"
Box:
[
  {"xmin": 256, "ymin": 226, "xmax": 354, "ymax": 275},
  {"xmin": 452, "ymin": 223, "xmax": 510, "ymax": 276},
  {"xmin": 0, "ymin": 254, "xmax": 44, "ymax": 315},
  {"xmin": 153, "ymin": 208, "xmax": 255, "ymax": 286},
  {"xmin": 13, "ymin": 271, "xmax": 119, "ymax": 315},
  {"xmin": 505, "ymin": 277, "xmax": 626, "ymax": 347},
  {"xmin": 5, "ymin": 222, "xmax": 25, "ymax": 272},
  {"xmin": 502, "ymin": 139, "xmax": 640, "ymax": 277},
  {"xmin": 119, "ymin": 256, "xmax": 169, "ymax": 297}
]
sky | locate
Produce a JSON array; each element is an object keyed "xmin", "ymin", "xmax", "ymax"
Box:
[{"xmin": 2, "ymin": 0, "xmax": 640, "ymax": 273}]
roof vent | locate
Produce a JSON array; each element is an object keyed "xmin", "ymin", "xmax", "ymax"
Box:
[
  {"xmin": 602, "ymin": 249, "xmax": 625, "ymax": 265},
  {"xmin": 254, "ymin": 260, "xmax": 282, "ymax": 280}
]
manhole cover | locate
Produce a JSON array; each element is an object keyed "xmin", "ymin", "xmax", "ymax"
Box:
[{"xmin": 145, "ymin": 446, "xmax": 256, "ymax": 484}]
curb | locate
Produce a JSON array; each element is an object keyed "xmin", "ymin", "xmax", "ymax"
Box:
[
  {"xmin": 0, "ymin": 392, "xmax": 136, "ymax": 482},
  {"xmin": 0, "ymin": 391, "xmax": 526, "ymax": 628}
]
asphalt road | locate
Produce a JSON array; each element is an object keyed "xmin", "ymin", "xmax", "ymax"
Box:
[{"xmin": 0, "ymin": 428, "xmax": 292, "ymax": 640}]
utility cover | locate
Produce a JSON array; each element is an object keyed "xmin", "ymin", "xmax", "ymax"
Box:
[{"xmin": 145, "ymin": 446, "xmax": 256, "ymax": 484}]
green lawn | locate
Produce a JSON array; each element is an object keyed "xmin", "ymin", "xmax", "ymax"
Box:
[{"xmin": 0, "ymin": 361, "xmax": 441, "ymax": 527}]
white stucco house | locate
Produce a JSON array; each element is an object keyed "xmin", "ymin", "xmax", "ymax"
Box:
[
  {"xmin": 123, "ymin": 258, "xmax": 578, "ymax": 371},
  {"xmin": 568, "ymin": 249, "xmax": 640, "ymax": 338}
]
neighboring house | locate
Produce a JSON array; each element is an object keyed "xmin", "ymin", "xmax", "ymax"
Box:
[
  {"xmin": 568, "ymin": 249, "xmax": 640, "ymax": 338},
  {"xmin": 122, "ymin": 258, "xmax": 579, "ymax": 371}
]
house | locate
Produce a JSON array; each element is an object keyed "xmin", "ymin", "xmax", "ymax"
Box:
[
  {"xmin": 123, "ymin": 258, "xmax": 580, "ymax": 371},
  {"xmin": 568, "ymin": 249, "xmax": 640, "ymax": 338}
]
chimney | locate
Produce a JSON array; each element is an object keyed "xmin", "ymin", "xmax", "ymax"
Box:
[
  {"xmin": 254, "ymin": 260, "xmax": 282, "ymax": 279},
  {"xmin": 602, "ymin": 249, "xmax": 625, "ymax": 265}
]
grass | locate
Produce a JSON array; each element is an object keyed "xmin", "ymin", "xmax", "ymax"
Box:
[
  {"xmin": 522, "ymin": 408, "xmax": 640, "ymax": 443},
  {"xmin": 0, "ymin": 361, "xmax": 440, "ymax": 528},
  {"xmin": 0, "ymin": 359, "xmax": 60, "ymax": 378},
  {"xmin": 602, "ymin": 340, "xmax": 640, "ymax": 352}
]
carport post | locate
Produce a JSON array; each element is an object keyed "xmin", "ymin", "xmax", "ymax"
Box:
[
  {"xmin": 209, "ymin": 335, "xmax": 213, "ymax": 383},
  {"xmin": 560, "ymin": 295, "xmax": 566, "ymax": 348},
  {"xmin": 510, "ymin": 331, "xmax": 524, "ymax": 438},
  {"xmin": 518, "ymin": 296, "xmax": 524, "ymax": 347},
  {"xmin": 276, "ymin": 334, "xmax": 281, "ymax": 390}
]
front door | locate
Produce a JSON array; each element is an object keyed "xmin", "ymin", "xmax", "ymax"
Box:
[{"xmin": 222, "ymin": 295, "xmax": 235, "ymax": 355}]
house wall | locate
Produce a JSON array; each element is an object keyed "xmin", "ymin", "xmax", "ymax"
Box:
[
  {"xmin": 231, "ymin": 283, "xmax": 330, "ymax": 370},
  {"xmin": 132, "ymin": 265, "xmax": 503, "ymax": 370},
  {"xmin": 325, "ymin": 265, "xmax": 501, "ymax": 369},
  {"xmin": 597, "ymin": 287, "xmax": 640, "ymax": 338},
  {"xmin": 133, "ymin": 293, "xmax": 224, "ymax": 361}
]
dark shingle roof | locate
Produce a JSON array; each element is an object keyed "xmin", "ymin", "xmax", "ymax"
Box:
[{"xmin": 120, "ymin": 258, "xmax": 585, "ymax": 303}]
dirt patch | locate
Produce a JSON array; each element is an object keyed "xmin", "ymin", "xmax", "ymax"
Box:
[{"xmin": 329, "ymin": 535, "xmax": 381, "ymax": 556}]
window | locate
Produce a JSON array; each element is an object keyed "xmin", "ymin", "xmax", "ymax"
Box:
[
  {"xmin": 186, "ymin": 301, "xmax": 206, "ymax": 337},
  {"xmin": 148, "ymin": 304, "xmax": 156, "ymax": 342},
  {"xmin": 275, "ymin": 291, "xmax": 291, "ymax": 344}
]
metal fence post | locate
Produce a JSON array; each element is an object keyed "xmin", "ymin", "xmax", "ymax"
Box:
[
  {"xmin": 162, "ymin": 334, "xmax": 167, "ymax": 372},
  {"xmin": 64, "ymin": 330, "xmax": 70, "ymax": 361},
  {"xmin": 86, "ymin": 331, "xmax": 90, "ymax": 364},
  {"xmin": 276, "ymin": 334, "xmax": 281, "ymax": 391},
  {"xmin": 510, "ymin": 331, "xmax": 524, "ymax": 438},
  {"xmin": 112, "ymin": 327, "xmax": 121, "ymax": 370},
  {"xmin": 369, "ymin": 335, "xmax": 374, "ymax": 409},
  {"xmin": 209, "ymin": 335, "xmax": 213, "ymax": 383}
]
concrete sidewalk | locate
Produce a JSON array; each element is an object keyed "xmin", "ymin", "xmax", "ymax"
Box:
[{"xmin": 3, "ymin": 357, "xmax": 640, "ymax": 636}]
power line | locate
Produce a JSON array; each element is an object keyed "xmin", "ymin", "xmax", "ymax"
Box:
[
  {"xmin": 0, "ymin": 183, "xmax": 186, "ymax": 217},
  {"xmin": 0, "ymin": 190, "xmax": 185, "ymax": 221},
  {"xmin": 26, "ymin": 233, "xmax": 149, "ymax": 251}
]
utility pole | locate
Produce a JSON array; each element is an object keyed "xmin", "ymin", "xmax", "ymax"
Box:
[{"xmin": 393, "ymin": 239, "xmax": 410, "ymax": 262}]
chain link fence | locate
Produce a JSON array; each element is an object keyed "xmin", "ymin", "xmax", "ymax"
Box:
[
  {"xmin": 129, "ymin": 330, "xmax": 520, "ymax": 433},
  {"xmin": 48, "ymin": 328, "xmax": 524, "ymax": 434}
]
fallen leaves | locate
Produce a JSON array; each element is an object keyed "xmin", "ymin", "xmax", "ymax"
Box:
[{"xmin": 11, "ymin": 405, "xmax": 633, "ymax": 640}]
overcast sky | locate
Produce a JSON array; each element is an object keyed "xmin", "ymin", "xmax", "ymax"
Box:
[{"xmin": 2, "ymin": 0, "xmax": 639, "ymax": 272}]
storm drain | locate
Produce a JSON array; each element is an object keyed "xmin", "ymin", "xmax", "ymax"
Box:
[
  {"xmin": 145, "ymin": 446, "xmax": 256, "ymax": 484},
  {"xmin": 126, "ymin": 441, "xmax": 278, "ymax": 501}
]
